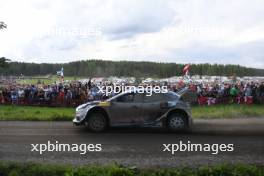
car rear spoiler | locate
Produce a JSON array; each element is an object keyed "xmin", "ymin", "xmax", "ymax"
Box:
[{"xmin": 176, "ymin": 87, "xmax": 189, "ymax": 97}]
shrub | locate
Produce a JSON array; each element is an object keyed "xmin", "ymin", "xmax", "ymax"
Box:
[{"xmin": 0, "ymin": 162, "xmax": 264, "ymax": 176}]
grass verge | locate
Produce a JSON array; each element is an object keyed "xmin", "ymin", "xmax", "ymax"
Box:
[
  {"xmin": 16, "ymin": 75, "xmax": 84, "ymax": 85},
  {"xmin": 192, "ymin": 104, "xmax": 264, "ymax": 119},
  {"xmin": 0, "ymin": 104, "xmax": 263, "ymax": 121},
  {"xmin": 0, "ymin": 105, "xmax": 74, "ymax": 121},
  {"xmin": 0, "ymin": 162, "xmax": 263, "ymax": 176}
]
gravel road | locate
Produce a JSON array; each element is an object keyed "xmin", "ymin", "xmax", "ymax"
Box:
[{"xmin": 0, "ymin": 118, "xmax": 263, "ymax": 168}]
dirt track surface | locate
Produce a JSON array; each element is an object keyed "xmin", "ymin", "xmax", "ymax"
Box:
[{"xmin": 0, "ymin": 118, "xmax": 264, "ymax": 168}]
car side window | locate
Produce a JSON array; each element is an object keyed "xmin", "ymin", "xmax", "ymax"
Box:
[
  {"xmin": 133, "ymin": 93, "xmax": 143, "ymax": 103},
  {"xmin": 116, "ymin": 93, "xmax": 135, "ymax": 103},
  {"xmin": 143, "ymin": 93, "xmax": 165, "ymax": 102},
  {"xmin": 115, "ymin": 93, "xmax": 143, "ymax": 103}
]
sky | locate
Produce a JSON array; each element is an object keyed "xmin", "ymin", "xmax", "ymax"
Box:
[{"xmin": 0, "ymin": 0, "xmax": 264, "ymax": 68}]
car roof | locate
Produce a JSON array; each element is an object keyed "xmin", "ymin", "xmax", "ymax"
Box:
[{"xmin": 107, "ymin": 89, "xmax": 180, "ymax": 101}]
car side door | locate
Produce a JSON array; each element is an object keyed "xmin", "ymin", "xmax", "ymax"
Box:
[
  {"xmin": 109, "ymin": 92, "xmax": 143, "ymax": 124},
  {"xmin": 136, "ymin": 93, "xmax": 167, "ymax": 123}
]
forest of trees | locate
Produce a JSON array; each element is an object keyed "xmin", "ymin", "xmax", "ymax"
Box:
[{"xmin": 0, "ymin": 59, "xmax": 264, "ymax": 78}]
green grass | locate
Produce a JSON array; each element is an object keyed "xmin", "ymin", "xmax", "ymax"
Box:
[
  {"xmin": 0, "ymin": 104, "xmax": 263, "ymax": 121},
  {"xmin": 16, "ymin": 75, "xmax": 84, "ymax": 85},
  {"xmin": 0, "ymin": 162, "xmax": 263, "ymax": 176},
  {"xmin": 192, "ymin": 104, "xmax": 264, "ymax": 119},
  {"xmin": 0, "ymin": 105, "xmax": 74, "ymax": 121}
]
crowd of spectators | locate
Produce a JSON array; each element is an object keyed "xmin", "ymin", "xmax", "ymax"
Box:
[
  {"xmin": 187, "ymin": 81, "xmax": 264, "ymax": 105},
  {"xmin": 0, "ymin": 80, "xmax": 264, "ymax": 107},
  {"xmin": 0, "ymin": 81, "xmax": 100, "ymax": 107}
]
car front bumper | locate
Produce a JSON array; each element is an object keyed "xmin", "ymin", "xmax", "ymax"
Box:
[
  {"xmin": 73, "ymin": 118, "xmax": 83, "ymax": 126},
  {"xmin": 73, "ymin": 109, "xmax": 87, "ymax": 125}
]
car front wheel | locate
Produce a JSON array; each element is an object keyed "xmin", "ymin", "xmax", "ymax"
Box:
[
  {"xmin": 166, "ymin": 113, "xmax": 187, "ymax": 131},
  {"xmin": 86, "ymin": 113, "xmax": 108, "ymax": 132}
]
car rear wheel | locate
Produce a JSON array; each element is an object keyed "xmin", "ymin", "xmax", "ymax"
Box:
[
  {"xmin": 86, "ymin": 113, "xmax": 108, "ymax": 132},
  {"xmin": 166, "ymin": 113, "xmax": 187, "ymax": 131}
]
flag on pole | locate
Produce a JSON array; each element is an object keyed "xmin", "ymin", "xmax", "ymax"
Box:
[
  {"xmin": 0, "ymin": 22, "xmax": 7, "ymax": 29},
  {"xmin": 183, "ymin": 64, "xmax": 190, "ymax": 76},
  {"xmin": 56, "ymin": 67, "xmax": 64, "ymax": 82}
]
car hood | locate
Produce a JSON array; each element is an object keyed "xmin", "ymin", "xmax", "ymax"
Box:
[
  {"xmin": 85, "ymin": 101, "xmax": 101, "ymax": 106},
  {"xmin": 76, "ymin": 101, "xmax": 100, "ymax": 110},
  {"xmin": 77, "ymin": 100, "xmax": 111, "ymax": 110}
]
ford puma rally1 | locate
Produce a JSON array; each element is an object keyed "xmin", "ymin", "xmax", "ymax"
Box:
[{"xmin": 73, "ymin": 89, "xmax": 192, "ymax": 132}]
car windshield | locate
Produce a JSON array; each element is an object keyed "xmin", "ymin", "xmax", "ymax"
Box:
[{"xmin": 107, "ymin": 92, "xmax": 128, "ymax": 102}]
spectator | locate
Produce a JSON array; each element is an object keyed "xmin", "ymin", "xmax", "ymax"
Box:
[
  {"xmin": 0, "ymin": 80, "xmax": 263, "ymax": 107},
  {"xmin": 230, "ymin": 85, "xmax": 238, "ymax": 103}
]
